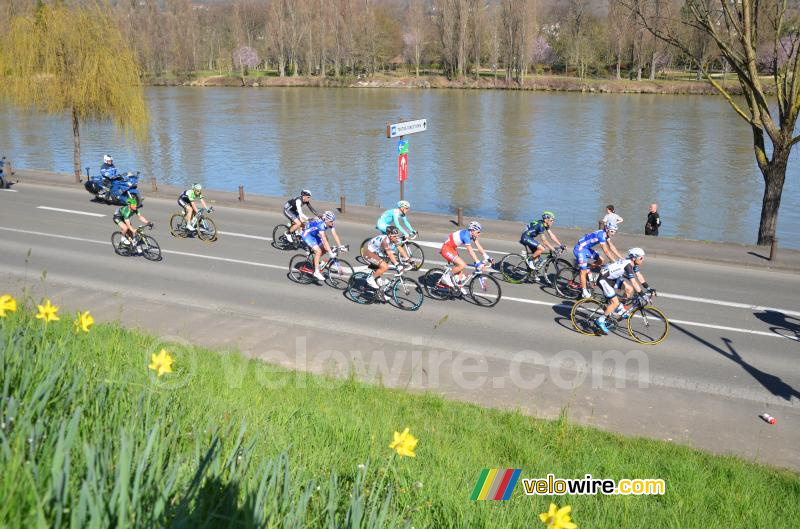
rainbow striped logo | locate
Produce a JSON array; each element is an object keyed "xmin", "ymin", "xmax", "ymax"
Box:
[{"xmin": 469, "ymin": 469, "xmax": 522, "ymax": 500}]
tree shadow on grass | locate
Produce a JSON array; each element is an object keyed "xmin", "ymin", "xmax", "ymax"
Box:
[{"xmin": 671, "ymin": 321, "xmax": 800, "ymax": 403}]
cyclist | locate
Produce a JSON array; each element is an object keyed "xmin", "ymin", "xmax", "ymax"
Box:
[
  {"xmin": 362, "ymin": 226, "xmax": 411, "ymax": 289},
  {"xmin": 376, "ymin": 201, "xmax": 416, "ymax": 238},
  {"xmin": 440, "ymin": 221, "xmax": 491, "ymax": 292},
  {"xmin": 594, "ymin": 247, "xmax": 652, "ymax": 334},
  {"xmin": 520, "ymin": 211, "xmax": 565, "ymax": 283},
  {"xmin": 283, "ymin": 189, "xmax": 319, "ymax": 243},
  {"xmin": 573, "ymin": 221, "xmax": 625, "ymax": 299},
  {"xmin": 178, "ymin": 183, "xmax": 209, "ymax": 233},
  {"xmin": 113, "ymin": 197, "xmax": 152, "ymax": 251},
  {"xmin": 301, "ymin": 210, "xmax": 345, "ymax": 281}
]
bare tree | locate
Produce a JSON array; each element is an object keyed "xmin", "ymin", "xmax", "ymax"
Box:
[{"xmin": 404, "ymin": 0, "xmax": 427, "ymax": 76}]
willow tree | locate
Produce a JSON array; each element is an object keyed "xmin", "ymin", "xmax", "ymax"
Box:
[
  {"xmin": 0, "ymin": 2, "xmax": 147, "ymax": 182},
  {"xmin": 627, "ymin": 0, "xmax": 800, "ymax": 245}
]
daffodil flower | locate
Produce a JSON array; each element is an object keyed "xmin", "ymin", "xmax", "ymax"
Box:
[
  {"xmin": 389, "ymin": 427, "xmax": 418, "ymax": 458},
  {"xmin": 74, "ymin": 311, "xmax": 94, "ymax": 333},
  {"xmin": 0, "ymin": 294, "xmax": 17, "ymax": 317},
  {"xmin": 149, "ymin": 349, "xmax": 174, "ymax": 377},
  {"xmin": 539, "ymin": 503, "xmax": 577, "ymax": 529},
  {"xmin": 35, "ymin": 299, "xmax": 60, "ymax": 323}
]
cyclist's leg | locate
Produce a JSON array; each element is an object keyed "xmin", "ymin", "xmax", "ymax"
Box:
[
  {"xmin": 575, "ymin": 248, "xmax": 591, "ymax": 289},
  {"xmin": 364, "ymin": 249, "xmax": 388, "ymax": 278},
  {"xmin": 598, "ymin": 279, "xmax": 619, "ymax": 316}
]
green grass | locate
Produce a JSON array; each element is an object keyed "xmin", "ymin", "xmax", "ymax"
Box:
[{"xmin": 1, "ymin": 301, "xmax": 798, "ymax": 528}]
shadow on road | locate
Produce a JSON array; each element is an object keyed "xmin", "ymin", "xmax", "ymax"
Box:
[
  {"xmin": 753, "ymin": 310, "xmax": 800, "ymax": 342},
  {"xmin": 671, "ymin": 321, "xmax": 800, "ymax": 402},
  {"xmin": 746, "ymin": 250, "xmax": 770, "ymax": 262}
]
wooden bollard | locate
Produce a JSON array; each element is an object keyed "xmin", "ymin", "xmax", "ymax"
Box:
[
  {"xmin": 151, "ymin": 176, "xmax": 158, "ymax": 192},
  {"xmin": 238, "ymin": 185, "xmax": 245, "ymax": 201},
  {"xmin": 340, "ymin": 195, "xmax": 346, "ymax": 214},
  {"xmin": 456, "ymin": 207, "xmax": 463, "ymax": 226},
  {"xmin": 769, "ymin": 237, "xmax": 779, "ymax": 261}
]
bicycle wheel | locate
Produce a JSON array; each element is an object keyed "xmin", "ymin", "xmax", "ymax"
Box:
[
  {"xmin": 324, "ymin": 258, "xmax": 353, "ymax": 290},
  {"xmin": 468, "ymin": 273, "xmax": 502, "ymax": 307},
  {"xmin": 197, "ymin": 217, "xmax": 217, "ymax": 242},
  {"xmin": 288, "ymin": 254, "xmax": 315, "ymax": 284},
  {"xmin": 272, "ymin": 224, "xmax": 293, "ymax": 250},
  {"xmin": 141, "ymin": 235, "xmax": 162, "ymax": 261},
  {"xmin": 554, "ymin": 266, "xmax": 582, "ymax": 299},
  {"xmin": 392, "ymin": 277, "xmax": 424, "ymax": 311},
  {"xmin": 499, "ymin": 253, "xmax": 530, "ymax": 284},
  {"xmin": 403, "ymin": 242, "xmax": 425, "ymax": 270},
  {"xmin": 111, "ymin": 231, "xmax": 130, "ymax": 256},
  {"xmin": 346, "ymin": 272, "xmax": 376, "ymax": 304},
  {"xmin": 628, "ymin": 305, "xmax": 669, "ymax": 345},
  {"xmin": 422, "ymin": 268, "xmax": 452, "ymax": 300},
  {"xmin": 357, "ymin": 237, "xmax": 373, "ymax": 264},
  {"xmin": 169, "ymin": 213, "xmax": 187, "ymax": 238},
  {"xmin": 541, "ymin": 258, "xmax": 568, "ymax": 286},
  {"xmin": 570, "ymin": 298, "xmax": 605, "ymax": 336}
]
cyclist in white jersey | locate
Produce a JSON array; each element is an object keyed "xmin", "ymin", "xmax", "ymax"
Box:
[
  {"xmin": 594, "ymin": 247, "xmax": 651, "ymax": 334},
  {"xmin": 362, "ymin": 226, "xmax": 411, "ymax": 289}
]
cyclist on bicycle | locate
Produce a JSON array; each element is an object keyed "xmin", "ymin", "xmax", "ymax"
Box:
[
  {"xmin": 283, "ymin": 189, "xmax": 319, "ymax": 243},
  {"xmin": 521, "ymin": 211, "xmax": 565, "ymax": 282},
  {"xmin": 113, "ymin": 197, "xmax": 152, "ymax": 250},
  {"xmin": 573, "ymin": 221, "xmax": 624, "ymax": 299},
  {"xmin": 594, "ymin": 247, "xmax": 652, "ymax": 334},
  {"xmin": 301, "ymin": 210, "xmax": 345, "ymax": 281},
  {"xmin": 178, "ymin": 183, "xmax": 209, "ymax": 233},
  {"xmin": 362, "ymin": 226, "xmax": 411, "ymax": 289},
  {"xmin": 440, "ymin": 221, "xmax": 491, "ymax": 291},
  {"xmin": 376, "ymin": 201, "xmax": 416, "ymax": 238}
]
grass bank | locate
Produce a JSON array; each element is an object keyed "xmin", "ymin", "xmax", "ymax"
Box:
[{"xmin": 2, "ymin": 295, "xmax": 798, "ymax": 528}]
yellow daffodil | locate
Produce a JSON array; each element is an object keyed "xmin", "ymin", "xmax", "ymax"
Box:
[
  {"xmin": 35, "ymin": 299, "xmax": 60, "ymax": 323},
  {"xmin": 0, "ymin": 294, "xmax": 17, "ymax": 317},
  {"xmin": 539, "ymin": 503, "xmax": 577, "ymax": 529},
  {"xmin": 389, "ymin": 427, "xmax": 418, "ymax": 458},
  {"xmin": 74, "ymin": 311, "xmax": 94, "ymax": 333},
  {"xmin": 149, "ymin": 349, "xmax": 174, "ymax": 377}
]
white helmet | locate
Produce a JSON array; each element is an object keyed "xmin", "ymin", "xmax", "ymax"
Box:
[
  {"xmin": 397, "ymin": 200, "xmax": 410, "ymax": 209},
  {"xmin": 103, "ymin": 154, "xmax": 113, "ymax": 164},
  {"xmin": 628, "ymin": 247, "xmax": 645, "ymax": 259},
  {"xmin": 192, "ymin": 183, "xmax": 202, "ymax": 192},
  {"xmin": 468, "ymin": 221, "xmax": 482, "ymax": 233},
  {"xmin": 605, "ymin": 221, "xmax": 618, "ymax": 233},
  {"xmin": 323, "ymin": 211, "xmax": 336, "ymax": 222}
]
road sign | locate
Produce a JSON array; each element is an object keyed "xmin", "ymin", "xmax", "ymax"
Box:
[
  {"xmin": 387, "ymin": 119, "xmax": 427, "ymax": 138},
  {"xmin": 398, "ymin": 139, "xmax": 408, "ymax": 155},
  {"xmin": 398, "ymin": 153, "xmax": 408, "ymax": 182}
]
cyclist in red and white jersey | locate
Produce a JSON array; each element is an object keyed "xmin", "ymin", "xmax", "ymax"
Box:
[{"xmin": 439, "ymin": 221, "xmax": 491, "ymax": 289}]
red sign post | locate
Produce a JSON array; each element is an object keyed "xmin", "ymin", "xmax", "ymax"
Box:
[{"xmin": 398, "ymin": 152, "xmax": 408, "ymax": 183}]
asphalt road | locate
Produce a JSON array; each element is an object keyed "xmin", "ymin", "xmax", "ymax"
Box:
[{"xmin": 1, "ymin": 183, "xmax": 799, "ymax": 470}]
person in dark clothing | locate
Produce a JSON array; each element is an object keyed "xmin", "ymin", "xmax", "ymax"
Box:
[{"xmin": 645, "ymin": 203, "xmax": 661, "ymax": 236}]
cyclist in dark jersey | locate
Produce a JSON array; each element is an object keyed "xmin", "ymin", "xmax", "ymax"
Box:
[
  {"xmin": 113, "ymin": 197, "xmax": 152, "ymax": 249},
  {"xmin": 283, "ymin": 189, "xmax": 319, "ymax": 243},
  {"xmin": 520, "ymin": 211, "xmax": 565, "ymax": 282}
]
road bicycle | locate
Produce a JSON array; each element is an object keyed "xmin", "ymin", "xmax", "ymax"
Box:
[
  {"xmin": 111, "ymin": 225, "xmax": 161, "ymax": 261},
  {"xmin": 346, "ymin": 264, "xmax": 424, "ymax": 311},
  {"xmin": 570, "ymin": 290, "xmax": 669, "ymax": 345},
  {"xmin": 288, "ymin": 245, "xmax": 353, "ymax": 290},
  {"xmin": 498, "ymin": 246, "xmax": 571, "ymax": 285},
  {"xmin": 169, "ymin": 207, "xmax": 217, "ymax": 242},
  {"xmin": 272, "ymin": 220, "xmax": 309, "ymax": 251},
  {"xmin": 422, "ymin": 260, "xmax": 501, "ymax": 307},
  {"xmin": 553, "ymin": 262, "xmax": 604, "ymax": 300},
  {"xmin": 358, "ymin": 232, "xmax": 425, "ymax": 271}
]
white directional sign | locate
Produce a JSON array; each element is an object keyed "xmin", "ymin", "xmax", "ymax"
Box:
[{"xmin": 386, "ymin": 118, "xmax": 427, "ymax": 138}]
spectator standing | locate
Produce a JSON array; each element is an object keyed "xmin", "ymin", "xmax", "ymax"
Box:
[
  {"xmin": 603, "ymin": 205, "xmax": 623, "ymax": 226},
  {"xmin": 645, "ymin": 203, "xmax": 661, "ymax": 236}
]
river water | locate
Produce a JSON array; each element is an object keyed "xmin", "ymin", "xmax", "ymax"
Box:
[{"xmin": 1, "ymin": 87, "xmax": 798, "ymax": 247}]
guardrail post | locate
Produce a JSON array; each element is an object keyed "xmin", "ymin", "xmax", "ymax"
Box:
[
  {"xmin": 456, "ymin": 207, "xmax": 463, "ymax": 226},
  {"xmin": 85, "ymin": 166, "xmax": 90, "ymax": 180},
  {"xmin": 151, "ymin": 176, "xmax": 158, "ymax": 192},
  {"xmin": 340, "ymin": 195, "xmax": 346, "ymax": 214},
  {"xmin": 238, "ymin": 185, "xmax": 245, "ymax": 201},
  {"xmin": 769, "ymin": 237, "xmax": 779, "ymax": 261}
]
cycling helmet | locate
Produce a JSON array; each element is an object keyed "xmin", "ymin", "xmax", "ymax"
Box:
[
  {"xmin": 628, "ymin": 247, "xmax": 645, "ymax": 259},
  {"xmin": 467, "ymin": 221, "xmax": 482, "ymax": 233},
  {"xmin": 301, "ymin": 189, "xmax": 312, "ymax": 197},
  {"xmin": 542, "ymin": 211, "xmax": 555, "ymax": 221},
  {"xmin": 126, "ymin": 197, "xmax": 138, "ymax": 206},
  {"xmin": 386, "ymin": 226, "xmax": 400, "ymax": 236},
  {"xmin": 192, "ymin": 183, "xmax": 202, "ymax": 192},
  {"xmin": 103, "ymin": 154, "xmax": 113, "ymax": 164},
  {"xmin": 323, "ymin": 211, "xmax": 336, "ymax": 222},
  {"xmin": 605, "ymin": 221, "xmax": 618, "ymax": 233},
  {"xmin": 397, "ymin": 200, "xmax": 410, "ymax": 209}
]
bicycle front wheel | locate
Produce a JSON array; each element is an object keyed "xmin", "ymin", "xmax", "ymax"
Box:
[
  {"xmin": 324, "ymin": 258, "xmax": 354, "ymax": 290},
  {"xmin": 288, "ymin": 254, "xmax": 315, "ymax": 284},
  {"xmin": 403, "ymin": 242, "xmax": 425, "ymax": 270},
  {"xmin": 422, "ymin": 268, "xmax": 452, "ymax": 300},
  {"xmin": 570, "ymin": 298, "xmax": 605, "ymax": 336},
  {"xmin": 469, "ymin": 274, "xmax": 502, "ymax": 307},
  {"xmin": 197, "ymin": 217, "xmax": 218, "ymax": 242},
  {"xmin": 499, "ymin": 253, "xmax": 529, "ymax": 284},
  {"xmin": 393, "ymin": 277, "xmax": 424, "ymax": 311},
  {"xmin": 628, "ymin": 305, "xmax": 669, "ymax": 345},
  {"xmin": 141, "ymin": 235, "xmax": 162, "ymax": 261},
  {"xmin": 111, "ymin": 231, "xmax": 130, "ymax": 256},
  {"xmin": 169, "ymin": 213, "xmax": 187, "ymax": 238},
  {"xmin": 346, "ymin": 272, "xmax": 376, "ymax": 304},
  {"xmin": 554, "ymin": 266, "xmax": 581, "ymax": 299}
]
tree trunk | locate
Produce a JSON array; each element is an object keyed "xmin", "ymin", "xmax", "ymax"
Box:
[
  {"xmin": 757, "ymin": 149, "xmax": 789, "ymax": 245},
  {"xmin": 72, "ymin": 107, "xmax": 81, "ymax": 183}
]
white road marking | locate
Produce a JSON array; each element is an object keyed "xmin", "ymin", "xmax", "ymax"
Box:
[
  {"xmin": 37, "ymin": 206, "xmax": 105, "ymax": 217},
  {"xmin": 218, "ymin": 230, "xmax": 272, "ymax": 241},
  {"xmin": 659, "ymin": 293, "xmax": 800, "ymax": 318},
  {"xmin": 0, "ymin": 189, "xmax": 18, "ymax": 192},
  {"xmin": 0, "ymin": 226, "xmax": 796, "ymax": 342}
]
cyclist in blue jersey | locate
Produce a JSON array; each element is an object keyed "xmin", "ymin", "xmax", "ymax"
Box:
[
  {"xmin": 521, "ymin": 211, "xmax": 565, "ymax": 282},
  {"xmin": 301, "ymin": 210, "xmax": 345, "ymax": 281},
  {"xmin": 594, "ymin": 248, "xmax": 651, "ymax": 334},
  {"xmin": 362, "ymin": 226, "xmax": 411, "ymax": 289},
  {"xmin": 376, "ymin": 201, "xmax": 416, "ymax": 238},
  {"xmin": 439, "ymin": 221, "xmax": 491, "ymax": 291},
  {"xmin": 573, "ymin": 221, "xmax": 624, "ymax": 299}
]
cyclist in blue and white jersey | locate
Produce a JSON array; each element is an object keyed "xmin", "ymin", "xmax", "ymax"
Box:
[
  {"xmin": 301, "ymin": 211, "xmax": 345, "ymax": 281},
  {"xmin": 521, "ymin": 211, "xmax": 565, "ymax": 282},
  {"xmin": 362, "ymin": 226, "xmax": 411, "ymax": 289},
  {"xmin": 376, "ymin": 201, "xmax": 416, "ymax": 238},
  {"xmin": 573, "ymin": 221, "xmax": 624, "ymax": 299},
  {"xmin": 439, "ymin": 221, "xmax": 491, "ymax": 290},
  {"xmin": 594, "ymin": 248, "xmax": 652, "ymax": 334}
]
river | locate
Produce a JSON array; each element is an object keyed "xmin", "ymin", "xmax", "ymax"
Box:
[{"xmin": 1, "ymin": 87, "xmax": 798, "ymax": 247}]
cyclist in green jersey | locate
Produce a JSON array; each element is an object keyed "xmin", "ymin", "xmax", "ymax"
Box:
[
  {"xmin": 178, "ymin": 183, "xmax": 209, "ymax": 233},
  {"xmin": 113, "ymin": 197, "xmax": 152, "ymax": 247}
]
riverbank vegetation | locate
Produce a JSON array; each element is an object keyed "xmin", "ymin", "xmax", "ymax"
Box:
[{"xmin": 2, "ymin": 294, "xmax": 799, "ymax": 528}]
